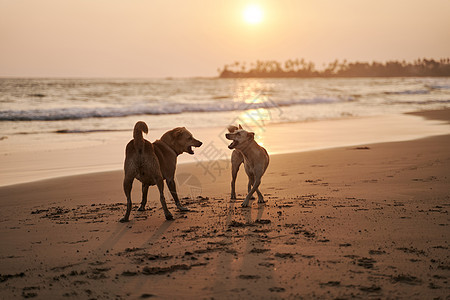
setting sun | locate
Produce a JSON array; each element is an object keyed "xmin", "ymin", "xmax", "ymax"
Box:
[{"xmin": 243, "ymin": 4, "xmax": 263, "ymax": 24}]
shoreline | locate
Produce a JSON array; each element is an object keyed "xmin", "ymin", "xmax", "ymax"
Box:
[{"xmin": 1, "ymin": 109, "xmax": 449, "ymax": 187}]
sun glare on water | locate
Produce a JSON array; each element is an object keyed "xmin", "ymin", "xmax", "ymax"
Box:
[{"xmin": 243, "ymin": 4, "xmax": 263, "ymax": 25}]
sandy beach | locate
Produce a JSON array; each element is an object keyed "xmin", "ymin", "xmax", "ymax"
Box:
[{"xmin": 0, "ymin": 109, "xmax": 449, "ymax": 299}]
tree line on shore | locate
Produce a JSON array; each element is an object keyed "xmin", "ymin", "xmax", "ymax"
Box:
[{"xmin": 218, "ymin": 58, "xmax": 450, "ymax": 78}]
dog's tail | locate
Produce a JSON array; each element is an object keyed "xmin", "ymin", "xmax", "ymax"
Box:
[{"xmin": 133, "ymin": 121, "xmax": 148, "ymax": 153}]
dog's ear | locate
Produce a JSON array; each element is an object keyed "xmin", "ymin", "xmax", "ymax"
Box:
[
  {"xmin": 227, "ymin": 125, "xmax": 238, "ymax": 133},
  {"xmin": 247, "ymin": 132, "xmax": 255, "ymax": 140},
  {"xmin": 238, "ymin": 124, "xmax": 243, "ymax": 129},
  {"xmin": 172, "ymin": 127, "xmax": 185, "ymax": 138}
]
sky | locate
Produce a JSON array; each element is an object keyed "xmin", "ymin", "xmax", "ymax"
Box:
[{"xmin": 1, "ymin": 0, "xmax": 449, "ymax": 78}]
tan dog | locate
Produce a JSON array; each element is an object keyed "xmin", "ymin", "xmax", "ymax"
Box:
[
  {"xmin": 225, "ymin": 125, "xmax": 269, "ymax": 207},
  {"xmin": 121, "ymin": 121, "xmax": 202, "ymax": 222}
]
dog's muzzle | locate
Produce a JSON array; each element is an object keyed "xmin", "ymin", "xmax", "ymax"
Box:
[
  {"xmin": 225, "ymin": 133, "xmax": 238, "ymax": 149},
  {"xmin": 187, "ymin": 140, "xmax": 202, "ymax": 155},
  {"xmin": 227, "ymin": 140, "xmax": 238, "ymax": 149}
]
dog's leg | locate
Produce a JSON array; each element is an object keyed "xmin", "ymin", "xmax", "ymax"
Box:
[
  {"xmin": 231, "ymin": 162, "xmax": 240, "ymax": 200},
  {"xmin": 256, "ymin": 187, "xmax": 265, "ymax": 203},
  {"xmin": 157, "ymin": 179, "xmax": 173, "ymax": 220},
  {"xmin": 120, "ymin": 176, "xmax": 134, "ymax": 222},
  {"xmin": 231, "ymin": 151, "xmax": 243, "ymax": 200},
  {"xmin": 167, "ymin": 179, "xmax": 189, "ymax": 211},
  {"xmin": 242, "ymin": 177, "xmax": 261, "ymax": 207},
  {"xmin": 138, "ymin": 184, "xmax": 149, "ymax": 211},
  {"xmin": 247, "ymin": 174, "xmax": 256, "ymax": 200}
]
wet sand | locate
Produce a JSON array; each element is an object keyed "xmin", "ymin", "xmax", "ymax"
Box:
[
  {"xmin": 1, "ymin": 111, "xmax": 449, "ymax": 187},
  {"xmin": 0, "ymin": 110, "xmax": 449, "ymax": 299}
]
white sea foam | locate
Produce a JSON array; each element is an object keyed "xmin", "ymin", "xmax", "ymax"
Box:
[
  {"xmin": 0, "ymin": 97, "xmax": 347, "ymax": 121},
  {"xmin": 0, "ymin": 77, "xmax": 449, "ymax": 136}
]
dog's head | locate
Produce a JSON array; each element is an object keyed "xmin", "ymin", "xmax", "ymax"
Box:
[
  {"xmin": 225, "ymin": 125, "xmax": 255, "ymax": 150},
  {"xmin": 163, "ymin": 127, "xmax": 202, "ymax": 155}
]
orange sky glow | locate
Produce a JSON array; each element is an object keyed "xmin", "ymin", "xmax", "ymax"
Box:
[{"xmin": 1, "ymin": 0, "xmax": 449, "ymax": 78}]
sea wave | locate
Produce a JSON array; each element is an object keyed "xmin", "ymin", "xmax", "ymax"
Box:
[
  {"xmin": 0, "ymin": 97, "xmax": 347, "ymax": 121},
  {"xmin": 384, "ymin": 89, "xmax": 430, "ymax": 95},
  {"xmin": 427, "ymin": 84, "xmax": 450, "ymax": 90},
  {"xmin": 388, "ymin": 99, "xmax": 450, "ymax": 105}
]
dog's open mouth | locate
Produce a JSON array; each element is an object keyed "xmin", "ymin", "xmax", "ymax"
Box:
[
  {"xmin": 228, "ymin": 140, "xmax": 238, "ymax": 149},
  {"xmin": 186, "ymin": 140, "xmax": 202, "ymax": 155},
  {"xmin": 187, "ymin": 146, "xmax": 196, "ymax": 155}
]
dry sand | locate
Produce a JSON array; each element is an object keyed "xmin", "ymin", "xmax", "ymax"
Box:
[{"xmin": 0, "ymin": 110, "xmax": 449, "ymax": 299}]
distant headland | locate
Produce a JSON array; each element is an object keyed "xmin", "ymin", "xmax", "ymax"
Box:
[{"xmin": 218, "ymin": 58, "xmax": 450, "ymax": 78}]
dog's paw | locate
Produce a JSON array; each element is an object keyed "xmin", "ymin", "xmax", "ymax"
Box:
[
  {"xmin": 138, "ymin": 206, "xmax": 146, "ymax": 211},
  {"xmin": 231, "ymin": 193, "xmax": 237, "ymax": 200},
  {"xmin": 240, "ymin": 202, "xmax": 250, "ymax": 208},
  {"xmin": 119, "ymin": 217, "xmax": 129, "ymax": 223},
  {"xmin": 177, "ymin": 206, "xmax": 189, "ymax": 212},
  {"xmin": 165, "ymin": 213, "xmax": 174, "ymax": 220}
]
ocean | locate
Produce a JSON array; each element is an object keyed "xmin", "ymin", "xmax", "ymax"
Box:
[
  {"xmin": 1, "ymin": 77, "xmax": 450, "ymax": 138},
  {"xmin": 1, "ymin": 77, "xmax": 450, "ymax": 186}
]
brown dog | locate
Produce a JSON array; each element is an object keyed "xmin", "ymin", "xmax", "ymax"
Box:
[
  {"xmin": 121, "ymin": 121, "xmax": 202, "ymax": 222},
  {"xmin": 225, "ymin": 125, "xmax": 269, "ymax": 207}
]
